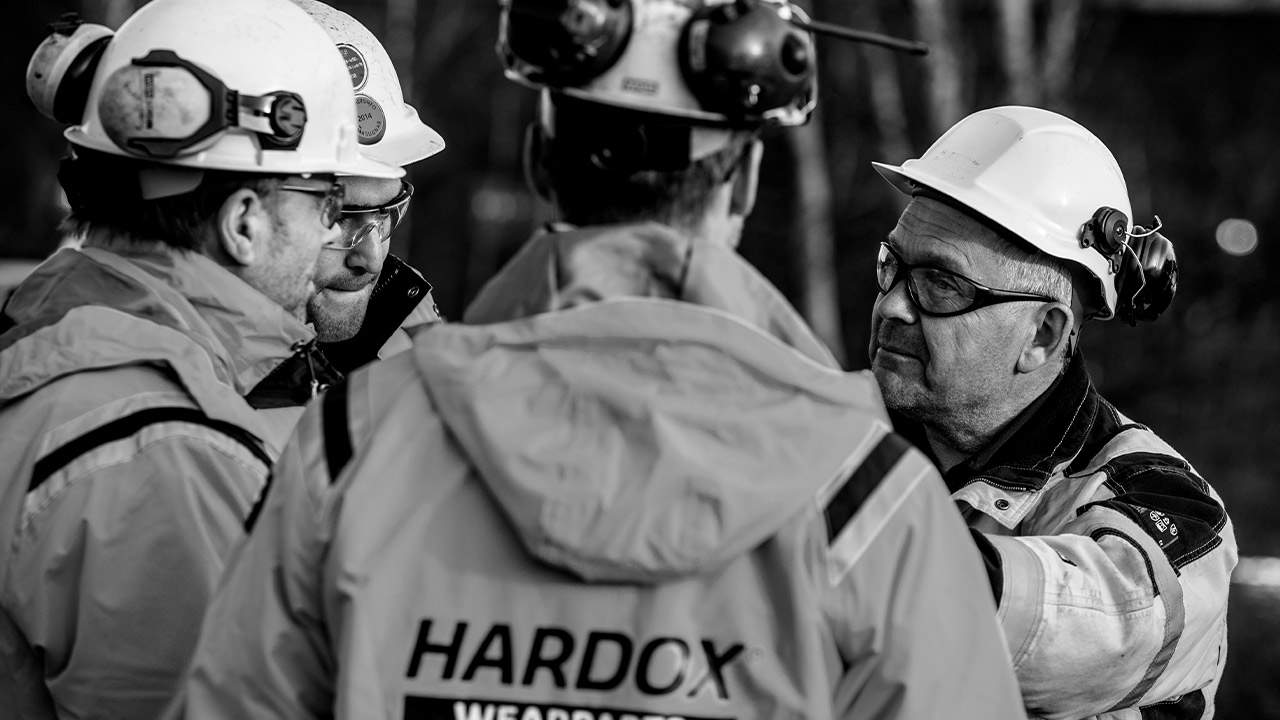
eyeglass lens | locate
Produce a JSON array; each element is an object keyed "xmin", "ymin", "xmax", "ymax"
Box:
[
  {"xmin": 877, "ymin": 244, "xmax": 981, "ymax": 315},
  {"xmin": 333, "ymin": 182, "xmax": 413, "ymax": 250}
]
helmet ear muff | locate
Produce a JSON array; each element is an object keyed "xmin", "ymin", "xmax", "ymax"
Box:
[
  {"xmin": 678, "ymin": 0, "xmax": 815, "ymax": 124},
  {"xmin": 26, "ymin": 15, "xmax": 114, "ymax": 125},
  {"xmin": 1080, "ymin": 206, "xmax": 1177, "ymax": 324},
  {"xmin": 502, "ymin": 0, "xmax": 634, "ymax": 87},
  {"xmin": 1080, "ymin": 206, "xmax": 1129, "ymax": 266},
  {"xmin": 96, "ymin": 49, "xmax": 307, "ymax": 159}
]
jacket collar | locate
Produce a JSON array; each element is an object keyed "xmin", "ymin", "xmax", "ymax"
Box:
[
  {"xmin": 0, "ymin": 246, "xmax": 314, "ymax": 400},
  {"xmin": 462, "ymin": 222, "xmax": 838, "ymax": 368},
  {"xmin": 316, "ymin": 254, "xmax": 432, "ymax": 375},
  {"xmin": 901, "ymin": 351, "xmax": 1101, "ymax": 493}
]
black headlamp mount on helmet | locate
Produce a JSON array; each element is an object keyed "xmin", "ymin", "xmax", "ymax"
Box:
[
  {"xmin": 499, "ymin": 0, "xmax": 929, "ymax": 128},
  {"xmin": 1080, "ymin": 206, "xmax": 1178, "ymax": 325}
]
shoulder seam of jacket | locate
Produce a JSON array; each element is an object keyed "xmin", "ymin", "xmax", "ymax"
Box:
[{"xmin": 30, "ymin": 406, "xmax": 270, "ymax": 493}]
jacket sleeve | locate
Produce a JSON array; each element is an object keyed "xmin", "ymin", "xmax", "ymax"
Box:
[
  {"xmin": 4, "ymin": 428, "xmax": 270, "ymax": 720},
  {"xmin": 818, "ymin": 434, "xmax": 1026, "ymax": 720},
  {"xmin": 171, "ymin": 398, "xmax": 339, "ymax": 720},
  {"xmin": 981, "ymin": 466, "xmax": 1236, "ymax": 719}
]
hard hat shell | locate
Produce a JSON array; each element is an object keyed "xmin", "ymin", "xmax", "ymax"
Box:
[
  {"xmin": 66, "ymin": 0, "xmax": 402, "ymax": 179},
  {"xmin": 872, "ymin": 105, "xmax": 1131, "ymax": 319},
  {"xmin": 499, "ymin": 0, "xmax": 814, "ymax": 128},
  {"xmin": 290, "ymin": 0, "xmax": 445, "ymax": 167}
]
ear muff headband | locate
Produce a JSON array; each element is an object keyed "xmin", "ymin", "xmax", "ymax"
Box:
[{"xmin": 97, "ymin": 49, "xmax": 308, "ymax": 159}]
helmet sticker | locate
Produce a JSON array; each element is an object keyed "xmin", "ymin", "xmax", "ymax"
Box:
[
  {"xmin": 355, "ymin": 93, "xmax": 386, "ymax": 144},
  {"xmin": 337, "ymin": 43, "xmax": 368, "ymax": 91}
]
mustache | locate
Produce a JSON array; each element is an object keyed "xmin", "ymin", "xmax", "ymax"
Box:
[{"xmin": 875, "ymin": 321, "xmax": 925, "ymax": 357}]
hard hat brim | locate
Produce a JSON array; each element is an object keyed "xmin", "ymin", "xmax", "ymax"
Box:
[{"xmin": 66, "ymin": 126, "xmax": 405, "ymax": 179}]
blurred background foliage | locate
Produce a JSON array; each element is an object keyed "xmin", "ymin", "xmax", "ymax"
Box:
[{"xmin": 5, "ymin": 0, "xmax": 1280, "ymax": 715}]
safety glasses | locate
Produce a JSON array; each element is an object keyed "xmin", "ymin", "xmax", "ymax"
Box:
[
  {"xmin": 326, "ymin": 181, "xmax": 415, "ymax": 251},
  {"xmin": 876, "ymin": 242, "xmax": 1058, "ymax": 317},
  {"xmin": 278, "ymin": 179, "xmax": 345, "ymax": 229}
]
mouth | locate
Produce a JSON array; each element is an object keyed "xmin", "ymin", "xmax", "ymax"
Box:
[
  {"xmin": 319, "ymin": 280, "xmax": 374, "ymax": 296},
  {"xmin": 873, "ymin": 333, "xmax": 923, "ymax": 363}
]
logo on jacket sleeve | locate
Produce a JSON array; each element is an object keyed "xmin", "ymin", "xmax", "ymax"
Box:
[
  {"xmin": 1130, "ymin": 504, "xmax": 1181, "ymax": 549},
  {"xmin": 405, "ymin": 620, "xmax": 744, "ymax": 700}
]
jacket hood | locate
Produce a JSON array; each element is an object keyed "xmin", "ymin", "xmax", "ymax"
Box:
[
  {"xmin": 0, "ymin": 248, "xmax": 313, "ymax": 438},
  {"xmin": 464, "ymin": 222, "xmax": 838, "ymax": 368},
  {"xmin": 414, "ymin": 298, "xmax": 888, "ymax": 583}
]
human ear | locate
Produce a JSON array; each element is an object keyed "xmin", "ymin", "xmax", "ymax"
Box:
[
  {"xmin": 1017, "ymin": 301, "xmax": 1074, "ymax": 373},
  {"xmin": 215, "ymin": 188, "xmax": 270, "ymax": 266},
  {"xmin": 729, "ymin": 138, "xmax": 763, "ymax": 218}
]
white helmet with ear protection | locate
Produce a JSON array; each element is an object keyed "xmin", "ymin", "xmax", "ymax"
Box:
[
  {"xmin": 289, "ymin": 0, "xmax": 445, "ymax": 167},
  {"xmin": 61, "ymin": 0, "xmax": 402, "ymax": 180},
  {"xmin": 499, "ymin": 0, "xmax": 818, "ymax": 129},
  {"xmin": 873, "ymin": 105, "xmax": 1139, "ymax": 320}
]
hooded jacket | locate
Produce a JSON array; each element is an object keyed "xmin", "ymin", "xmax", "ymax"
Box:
[
  {"xmin": 0, "ymin": 247, "xmax": 327, "ymax": 720},
  {"xmin": 896, "ymin": 352, "xmax": 1236, "ymax": 720},
  {"xmin": 177, "ymin": 301, "xmax": 1026, "ymax": 720},
  {"xmin": 175, "ymin": 223, "xmax": 1026, "ymax": 719}
]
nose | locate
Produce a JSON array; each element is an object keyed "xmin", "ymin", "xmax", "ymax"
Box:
[
  {"xmin": 344, "ymin": 235, "xmax": 387, "ymax": 277},
  {"xmin": 874, "ymin": 271, "xmax": 918, "ymax": 324}
]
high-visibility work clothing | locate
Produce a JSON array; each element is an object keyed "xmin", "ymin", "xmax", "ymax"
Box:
[
  {"xmin": 0, "ymin": 246, "xmax": 328, "ymax": 720},
  {"xmin": 464, "ymin": 222, "xmax": 837, "ymax": 367},
  {"xmin": 175, "ymin": 223, "xmax": 1027, "ymax": 720},
  {"xmin": 899, "ymin": 352, "xmax": 1236, "ymax": 720}
]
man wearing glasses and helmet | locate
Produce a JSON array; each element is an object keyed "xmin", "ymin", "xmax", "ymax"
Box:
[
  {"xmin": 869, "ymin": 106, "xmax": 1235, "ymax": 719},
  {"xmin": 292, "ymin": 0, "xmax": 447, "ymax": 377},
  {"xmin": 0, "ymin": 0, "xmax": 404, "ymax": 717}
]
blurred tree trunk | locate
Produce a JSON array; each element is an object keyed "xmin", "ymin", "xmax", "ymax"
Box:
[
  {"xmin": 998, "ymin": 0, "xmax": 1036, "ymax": 104},
  {"xmin": 787, "ymin": 113, "xmax": 847, "ymax": 367},
  {"xmin": 852, "ymin": 0, "xmax": 913, "ymax": 163},
  {"xmin": 98, "ymin": 0, "xmax": 135, "ymax": 27},
  {"xmin": 385, "ymin": 0, "xmax": 417, "ymax": 257},
  {"xmin": 998, "ymin": 0, "xmax": 1084, "ymax": 108},
  {"xmin": 1042, "ymin": 0, "xmax": 1084, "ymax": 109},
  {"xmin": 912, "ymin": 0, "xmax": 965, "ymax": 136}
]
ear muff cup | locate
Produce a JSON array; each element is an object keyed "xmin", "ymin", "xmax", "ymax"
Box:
[
  {"xmin": 51, "ymin": 35, "xmax": 111, "ymax": 124},
  {"xmin": 504, "ymin": 0, "xmax": 634, "ymax": 87},
  {"xmin": 678, "ymin": 0, "xmax": 814, "ymax": 122},
  {"xmin": 26, "ymin": 18, "xmax": 114, "ymax": 125}
]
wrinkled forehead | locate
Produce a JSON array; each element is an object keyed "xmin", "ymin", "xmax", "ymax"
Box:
[
  {"xmin": 337, "ymin": 175, "xmax": 402, "ymax": 207},
  {"xmin": 891, "ymin": 195, "xmax": 1021, "ymax": 272}
]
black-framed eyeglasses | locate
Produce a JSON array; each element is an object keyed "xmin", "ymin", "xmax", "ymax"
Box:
[
  {"xmin": 325, "ymin": 181, "xmax": 415, "ymax": 251},
  {"xmin": 278, "ymin": 178, "xmax": 345, "ymax": 229},
  {"xmin": 876, "ymin": 242, "xmax": 1059, "ymax": 317}
]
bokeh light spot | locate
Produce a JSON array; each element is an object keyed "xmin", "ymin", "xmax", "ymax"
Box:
[{"xmin": 1215, "ymin": 218, "xmax": 1258, "ymax": 256}]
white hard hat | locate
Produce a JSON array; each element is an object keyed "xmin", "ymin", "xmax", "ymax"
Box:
[
  {"xmin": 290, "ymin": 0, "xmax": 445, "ymax": 167},
  {"xmin": 873, "ymin": 105, "xmax": 1133, "ymax": 319},
  {"xmin": 498, "ymin": 0, "xmax": 817, "ymax": 128},
  {"xmin": 66, "ymin": 0, "xmax": 402, "ymax": 180}
]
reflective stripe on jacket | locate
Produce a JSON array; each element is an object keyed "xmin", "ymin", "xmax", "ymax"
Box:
[
  {"xmin": 174, "ymin": 223, "xmax": 1026, "ymax": 720},
  {"xmin": 0, "ymin": 246, "xmax": 314, "ymax": 720},
  {"xmin": 904, "ymin": 352, "xmax": 1236, "ymax": 720}
]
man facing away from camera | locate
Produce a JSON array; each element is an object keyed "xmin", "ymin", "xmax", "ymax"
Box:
[
  {"xmin": 173, "ymin": 2, "xmax": 1025, "ymax": 719},
  {"xmin": 0, "ymin": 0, "xmax": 405, "ymax": 717},
  {"xmin": 869, "ymin": 105, "xmax": 1236, "ymax": 720}
]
